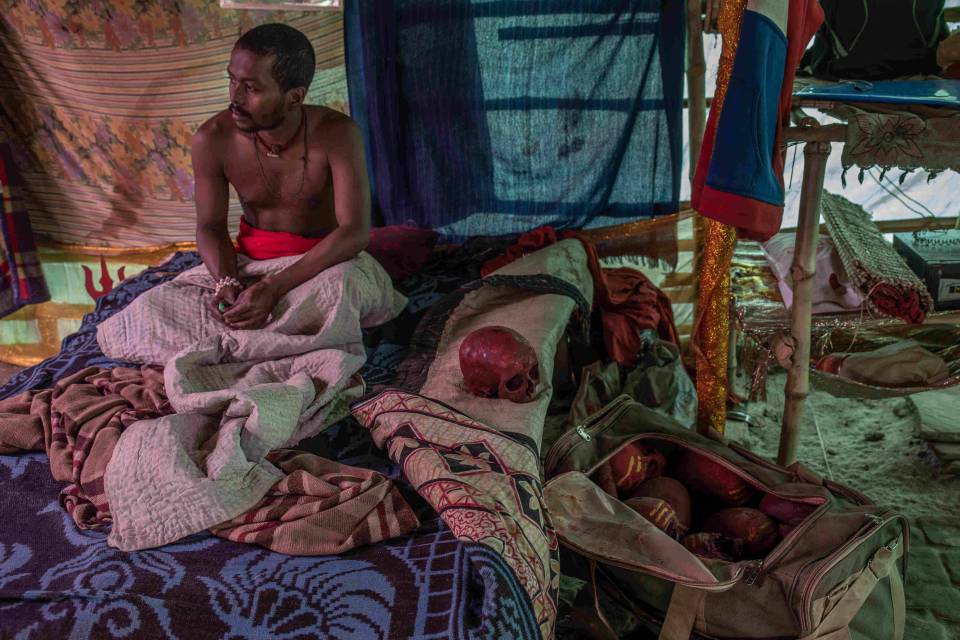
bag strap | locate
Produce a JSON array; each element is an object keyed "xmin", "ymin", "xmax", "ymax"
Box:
[
  {"xmin": 799, "ymin": 535, "xmax": 904, "ymax": 640},
  {"xmin": 587, "ymin": 559, "xmax": 620, "ymax": 640},
  {"xmin": 658, "ymin": 584, "xmax": 706, "ymax": 640},
  {"xmin": 889, "ymin": 549, "xmax": 905, "ymax": 640}
]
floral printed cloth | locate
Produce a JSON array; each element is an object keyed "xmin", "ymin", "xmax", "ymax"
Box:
[
  {"xmin": 0, "ymin": 1, "xmax": 348, "ymax": 246},
  {"xmin": 827, "ymin": 104, "xmax": 960, "ymax": 175}
]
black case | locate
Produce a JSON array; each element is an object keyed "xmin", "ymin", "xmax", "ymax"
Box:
[{"xmin": 893, "ymin": 230, "xmax": 960, "ymax": 311}]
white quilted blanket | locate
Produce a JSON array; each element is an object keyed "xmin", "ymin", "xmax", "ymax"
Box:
[{"xmin": 96, "ymin": 252, "xmax": 406, "ymax": 550}]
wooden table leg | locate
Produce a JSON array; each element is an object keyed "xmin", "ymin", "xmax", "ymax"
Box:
[{"xmin": 778, "ymin": 140, "xmax": 831, "ymax": 466}]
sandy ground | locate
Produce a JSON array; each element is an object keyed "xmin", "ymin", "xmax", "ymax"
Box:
[{"xmin": 732, "ymin": 370, "xmax": 959, "ymax": 522}]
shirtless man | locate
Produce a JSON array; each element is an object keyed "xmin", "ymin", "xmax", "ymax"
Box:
[{"xmin": 191, "ymin": 23, "xmax": 370, "ymax": 330}]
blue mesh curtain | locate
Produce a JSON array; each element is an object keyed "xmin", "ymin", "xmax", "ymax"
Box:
[{"xmin": 345, "ymin": 0, "xmax": 684, "ymax": 240}]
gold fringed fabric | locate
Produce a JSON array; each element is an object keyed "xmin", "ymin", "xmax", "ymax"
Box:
[
  {"xmin": 695, "ymin": 219, "xmax": 737, "ymax": 437},
  {"xmin": 694, "ymin": 0, "xmax": 746, "ymax": 438}
]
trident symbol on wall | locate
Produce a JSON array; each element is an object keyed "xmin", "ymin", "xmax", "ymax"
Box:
[{"xmin": 83, "ymin": 255, "xmax": 126, "ymax": 301}]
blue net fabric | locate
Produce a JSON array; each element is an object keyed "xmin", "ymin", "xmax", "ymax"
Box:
[{"xmin": 346, "ymin": 0, "xmax": 684, "ymax": 241}]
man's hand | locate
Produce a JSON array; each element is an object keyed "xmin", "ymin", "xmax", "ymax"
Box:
[
  {"xmin": 209, "ymin": 283, "xmax": 241, "ymax": 324},
  {"xmin": 222, "ymin": 279, "xmax": 281, "ymax": 330}
]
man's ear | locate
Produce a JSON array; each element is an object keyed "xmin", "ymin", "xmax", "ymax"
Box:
[{"xmin": 287, "ymin": 87, "xmax": 307, "ymax": 110}]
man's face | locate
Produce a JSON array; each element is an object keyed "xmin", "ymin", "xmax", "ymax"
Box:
[{"xmin": 227, "ymin": 48, "xmax": 287, "ymax": 133}]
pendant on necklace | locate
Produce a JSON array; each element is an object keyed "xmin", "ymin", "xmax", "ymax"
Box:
[{"xmin": 266, "ymin": 147, "xmax": 280, "ymax": 158}]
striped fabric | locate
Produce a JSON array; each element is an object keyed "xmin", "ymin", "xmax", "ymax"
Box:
[
  {"xmin": 0, "ymin": 1, "xmax": 347, "ymax": 247},
  {"xmin": 211, "ymin": 449, "xmax": 420, "ymax": 556},
  {"xmin": 0, "ymin": 143, "xmax": 48, "ymax": 318},
  {"xmin": 599, "ymin": 211, "xmax": 698, "ymax": 345}
]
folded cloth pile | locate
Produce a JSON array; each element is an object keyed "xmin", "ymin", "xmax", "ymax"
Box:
[
  {"xmin": 481, "ymin": 226, "xmax": 679, "ymax": 367},
  {"xmin": 816, "ymin": 340, "xmax": 949, "ymax": 388}
]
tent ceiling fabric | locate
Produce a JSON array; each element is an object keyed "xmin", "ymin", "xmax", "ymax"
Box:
[{"xmin": 0, "ymin": 1, "xmax": 348, "ymax": 247}]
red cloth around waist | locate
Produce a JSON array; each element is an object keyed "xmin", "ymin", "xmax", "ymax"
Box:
[{"xmin": 237, "ymin": 218, "xmax": 326, "ymax": 260}]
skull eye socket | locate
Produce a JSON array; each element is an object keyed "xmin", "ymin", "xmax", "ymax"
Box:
[
  {"xmin": 529, "ymin": 365, "xmax": 540, "ymax": 382},
  {"xmin": 505, "ymin": 374, "xmax": 524, "ymax": 392}
]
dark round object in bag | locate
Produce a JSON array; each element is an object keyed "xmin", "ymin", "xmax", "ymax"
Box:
[
  {"xmin": 608, "ymin": 442, "xmax": 666, "ymax": 496},
  {"xmin": 675, "ymin": 451, "xmax": 755, "ymax": 506},
  {"xmin": 779, "ymin": 517, "xmax": 806, "ymax": 538},
  {"xmin": 759, "ymin": 492, "xmax": 817, "ymax": 525},
  {"xmin": 703, "ymin": 508, "xmax": 780, "ymax": 557},
  {"xmin": 682, "ymin": 532, "xmax": 744, "ymax": 561},
  {"xmin": 624, "ymin": 497, "xmax": 682, "ymax": 540},
  {"xmin": 633, "ymin": 476, "xmax": 691, "ymax": 534}
]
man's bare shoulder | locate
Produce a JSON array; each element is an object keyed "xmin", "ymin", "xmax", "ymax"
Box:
[
  {"xmin": 192, "ymin": 109, "xmax": 235, "ymax": 150},
  {"xmin": 309, "ymin": 106, "xmax": 362, "ymax": 155}
]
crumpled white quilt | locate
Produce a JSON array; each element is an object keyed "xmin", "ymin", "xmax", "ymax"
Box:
[{"xmin": 96, "ymin": 252, "xmax": 406, "ymax": 551}]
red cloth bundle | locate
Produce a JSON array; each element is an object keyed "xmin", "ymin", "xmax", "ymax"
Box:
[
  {"xmin": 480, "ymin": 225, "xmax": 679, "ymax": 367},
  {"xmin": 868, "ymin": 283, "xmax": 925, "ymax": 325}
]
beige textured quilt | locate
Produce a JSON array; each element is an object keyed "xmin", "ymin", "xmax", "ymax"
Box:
[{"xmin": 95, "ymin": 252, "xmax": 406, "ymax": 550}]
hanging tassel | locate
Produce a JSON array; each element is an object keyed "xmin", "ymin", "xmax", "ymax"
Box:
[
  {"xmin": 927, "ymin": 171, "xmax": 941, "ymax": 183},
  {"xmin": 899, "ymin": 170, "xmax": 910, "ymax": 185},
  {"xmin": 857, "ymin": 168, "xmax": 865, "ymax": 184},
  {"xmin": 841, "ymin": 167, "xmax": 848, "ymax": 189},
  {"xmin": 878, "ymin": 167, "xmax": 888, "ymax": 182}
]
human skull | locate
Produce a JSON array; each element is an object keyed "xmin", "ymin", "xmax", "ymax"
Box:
[{"xmin": 459, "ymin": 326, "xmax": 540, "ymax": 402}]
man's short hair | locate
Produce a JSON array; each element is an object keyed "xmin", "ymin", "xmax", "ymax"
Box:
[{"xmin": 234, "ymin": 23, "xmax": 316, "ymax": 92}]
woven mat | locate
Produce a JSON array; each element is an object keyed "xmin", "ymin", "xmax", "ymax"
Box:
[{"xmin": 821, "ymin": 191, "xmax": 934, "ymax": 323}]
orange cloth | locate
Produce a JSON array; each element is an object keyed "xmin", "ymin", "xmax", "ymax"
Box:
[{"xmin": 237, "ymin": 218, "xmax": 326, "ymax": 260}]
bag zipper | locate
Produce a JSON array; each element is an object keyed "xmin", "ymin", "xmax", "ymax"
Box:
[
  {"xmin": 794, "ymin": 511, "xmax": 908, "ymax": 634},
  {"xmin": 732, "ymin": 442, "xmax": 874, "ymax": 507},
  {"xmin": 543, "ymin": 395, "xmax": 633, "ymax": 474},
  {"xmin": 556, "ymin": 525, "xmax": 750, "ymax": 593}
]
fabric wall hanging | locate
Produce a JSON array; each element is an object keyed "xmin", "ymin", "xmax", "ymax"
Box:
[{"xmin": 345, "ymin": 0, "xmax": 685, "ymax": 242}]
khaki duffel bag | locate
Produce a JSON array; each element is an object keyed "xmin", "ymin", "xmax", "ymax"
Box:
[{"xmin": 544, "ymin": 396, "xmax": 908, "ymax": 640}]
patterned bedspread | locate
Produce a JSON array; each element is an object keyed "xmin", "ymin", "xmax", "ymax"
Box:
[{"xmin": 0, "ymin": 239, "xmax": 544, "ymax": 639}]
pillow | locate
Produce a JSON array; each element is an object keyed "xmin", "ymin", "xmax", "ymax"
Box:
[
  {"xmin": 366, "ymin": 225, "xmax": 439, "ymax": 280},
  {"xmin": 762, "ymin": 233, "xmax": 864, "ymax": 314}
]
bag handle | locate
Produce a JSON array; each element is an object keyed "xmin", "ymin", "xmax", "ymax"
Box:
[
  {"xmin": 799, "ymin": 535, "xmax": 905, "ymax": 640},
  {"xmin": 587, "ymin": 559, "xmax": 619, "ymax": 640},
  {"xmin": 586, "ymin": 559, "xmax": 708, "ymax": 640},
  {"xmin": 659, "ymin": 584, "xmax": 706, "ymax": 640}
]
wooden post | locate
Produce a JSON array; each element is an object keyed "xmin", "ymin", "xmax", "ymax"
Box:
[
  {"xmin": 727, "ymin": 296, "xmax": 738, "ymax": 398},
  {"xmin": 778, "ymin": 139, "xmax": 831, "ymax": 466},
  {"xmin": 686, "ymin": 0, "xmax": 706, "ymax": 186},
  {"xmin": 686, "ymin": 0, "xmax": 707, "ymax": 345}
]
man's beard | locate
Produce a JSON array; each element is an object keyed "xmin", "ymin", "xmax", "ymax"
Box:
[{"xmin": 230, "ymin": 104, "xmax": 285, "ymax": 133}]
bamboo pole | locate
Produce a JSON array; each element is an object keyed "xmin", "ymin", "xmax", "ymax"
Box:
[
  {"xmin": 727, "ymin": 296, "xmax": 738, "ymax": 397},
  {"xmin": 686, "ymin": 0, "xmax": 707, "ymax": 186},
  {"xmin": 778, "ymin": 139, "xmax": 831, "ymax": 466},
  {"xmin": 686, "ymin": 0, "xmax": 707, "ymax": 357}
]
